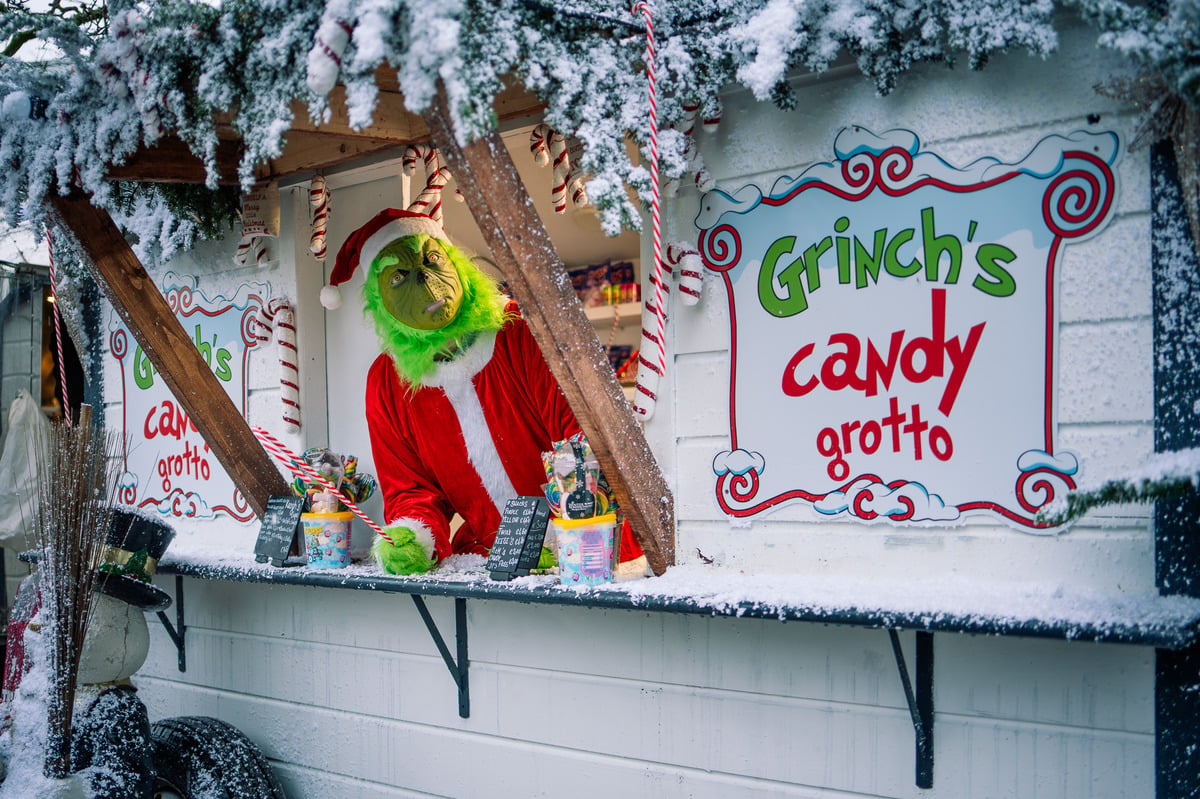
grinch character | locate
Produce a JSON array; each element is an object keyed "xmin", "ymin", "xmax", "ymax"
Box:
[{"xmin": 327, "ymin": 208, "xmax": 641, "ymax": 574}]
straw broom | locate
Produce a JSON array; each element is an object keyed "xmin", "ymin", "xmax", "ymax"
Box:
[{"xmin": 30, "ymin": 405, "xmax": 122, "ymax": 780}]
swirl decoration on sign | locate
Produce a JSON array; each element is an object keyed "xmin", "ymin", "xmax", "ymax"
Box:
[
  {"xmin": 841, "ymin": 146, "xmax": 915, "ymax": 196},
  {"xmin": 109, "ymin": 328, "xmax": 128, "ymax": 360},
  {"xmin": 699, "ymin": 224, "xmax": 742, "ymax": 272},
  {"xmin": 1041, "ymin": 151, "xmax": 1114, "ymax": 239}
]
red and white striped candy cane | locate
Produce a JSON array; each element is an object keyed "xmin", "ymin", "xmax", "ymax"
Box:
[
  {"xmin": 529, "ymin": 124, "xmax": 552, "ymax": 166},
  {"xmin": 549, "ymin": 130, "xmax": 570, "ymax": 214},
  {"xmin": 665, "ymin": 101, "xmax": 714, "ymax": 197},
  {"xmin": 566, "ymin": 137, "xmax": 589, "ymax": 208},
  {"xmin": 43, "ymin": 223, "xmax": 71, "ymax": 426},
  {"xmin": 306, "ymin": 12, "xmax": 353, "ymax": 96},
  {"xmin": 254, "ymin": 298, "xmax": 301, "ymax": 433},
  {"xmin": 251, "ymin": 426, "xmax": 390, "ymax": 544},
  {"xmin": 631, "ymin": 1, "xmax": 665, "ymax": 420},
  {"xmin": 308, "ymin": 175, "xmax": 329, "ymax": 261},
  {"xmin": 667, "ymin": 242, "xmax": 704, "ymax": 307},
  {"xmin": 403, "ymin": 144, "xmax": 460, "ymax": 222}
]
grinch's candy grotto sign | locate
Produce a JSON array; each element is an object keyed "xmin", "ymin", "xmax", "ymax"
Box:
[
  {"xmin": 108, "ymin": 277, "xmax": 267, "ymax": 522},
  {"xmin": 701, "ymin": 127, "xmax": 1118, "ymax": 529}
]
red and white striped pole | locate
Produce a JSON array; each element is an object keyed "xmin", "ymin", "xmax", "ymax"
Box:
[
  {"xmin": 250, "ymin": 426, "xmax": 391, "ymax": 544},
  {"xmin": 43, "ymin": 223, "xmax": 71, "ymax": 427},
  {"xmin": 632, "ymin": 1, "xmax": 667, "ymax": 420}
]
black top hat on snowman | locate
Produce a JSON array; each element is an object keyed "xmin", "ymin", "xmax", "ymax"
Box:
[{"xmin": 94, "ymin": 508, "xmax": 175, "ymax": 612}]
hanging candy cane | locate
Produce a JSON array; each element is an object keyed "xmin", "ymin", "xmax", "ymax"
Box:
[
  {"xmin": 94, "ymin": 10, "xmax": 166, "ymax": 137},
  {"xmin": 43, "ymin": 223, "xmax": 71, "ymax": 427},
  {"xmin": 306, "ymin": 11, "xmax": 353, "ymax": 96},
  {"xmin": 530, "ymin": 125, "xmax": 588, "ymax": 213},
  {"xmin": 631, "ymin": 0, "xmax": 666, "ymax": 420},
  {"xmin": 402, "ymin": 144, "xmax": 462, "ymax": 223},
  {"xmin": 254, "ymin": 298, "xmax": 301, "ymax": 433},
  {"xmin": 529, "ymin": 124, "xmax": 552, "ymax": 166},
  {"xmin": 667, "ymin": 242, "xmax": 704, "ymax": 306},
  {"xmin": 251, "ymin": 426, "xmax": 390, "ymax": 543},
  {"xmin": 665, "ymin": 101, "xmax": 714, "ymax": 197},
  {"xmin": 308, "ymin": 175, "xmax": 329, "ymax": 261},
  {"xmin": 234, "ymin": 234, "xmax": 269, "ymax": 268}
]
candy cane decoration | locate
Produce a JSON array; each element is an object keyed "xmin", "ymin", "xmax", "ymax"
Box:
[
  {"xmin": 631, "ymin": 1, "xmax": 665, "ymax": 420},
  {"xmin": 530, "ymin": 124, "xmax": 589, "ymax": 213},
  {"xmin": 254, "ymin": 298, "xmax": 301, "ymax": 433},
  {"xmin": 308, "ymin": 175, "xmax": 329, "ymax": 261},
  {"xmin": 402, "ymin": 144, "xmax": 463, "ymax": 223},
  {"xmin": 234, "ymin": 234, "xmax": 269, "ymax": 268},
  {"xmin": 667, "ymin": 242, "xmax": 704, "ymax": 307},
  {"xmin": 43, "ymin": 223, "xmax": 71, "ymax": 427},
  {"xmin": 665, "ymin": 101, "xmax": 714, "ymax": 197},
  {"xmin": 251, "ymin": 426, "xmax": 390, "ymax": 543},
  {"xmin": 94, "ymin": 10, "xmax": 166, "ymax": 137},
  {"xmin": 306, "ymin": 12, "xmax": 353, "ymax": 96}
]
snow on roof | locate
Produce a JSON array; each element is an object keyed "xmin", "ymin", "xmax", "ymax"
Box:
[{"xmin": 0, "ymin": 1, "xmax": 1195, "ymax": 261}]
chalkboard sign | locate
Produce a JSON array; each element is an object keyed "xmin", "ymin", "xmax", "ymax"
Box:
[
  {"xmin": 254, "ymin": 495, "xmax": 305, "ymax": 566},
  {"xmin": 487, "ymin": 496, "xmax": 551, "ymax": 580}
]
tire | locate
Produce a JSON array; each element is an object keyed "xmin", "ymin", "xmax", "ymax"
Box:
[{"xmin": 150, "ymin": 716, "xmax": 287, "ymax": 799}]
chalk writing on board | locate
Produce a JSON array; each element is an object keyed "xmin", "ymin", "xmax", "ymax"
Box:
[
  {"xmin": 488, "ymin": 496, "xmax": 550, "ymax": 580},
  {"xmin": 255, "ymin": 495, "xmax": 304, "ymax": 566}
]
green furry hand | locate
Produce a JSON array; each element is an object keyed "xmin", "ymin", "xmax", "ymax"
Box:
[
  {"xmin": 373, "ymin": 526, "xmax": 436, "ymax": 575},
  {"xmin": 537, "ymin": 545, "xmax": 557, "ymax": 570}
]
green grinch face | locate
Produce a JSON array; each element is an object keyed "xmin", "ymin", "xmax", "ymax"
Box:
[{"xmin": 374, "ymin": 236, "xmax": 463, "ymax": 330}]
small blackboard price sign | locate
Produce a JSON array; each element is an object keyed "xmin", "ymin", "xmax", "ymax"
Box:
[
  {"xmin": 254, "ymin": 495, "xmax": 305, "ymax": 566},
  {"xmin": 487, "ymin": 496, "xmax": 551, "ymax": 581}
]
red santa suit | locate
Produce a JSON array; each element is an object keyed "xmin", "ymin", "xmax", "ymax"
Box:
[{"xmin": 366, "ymin": 310, "xmax": 640, "ymax": 562}]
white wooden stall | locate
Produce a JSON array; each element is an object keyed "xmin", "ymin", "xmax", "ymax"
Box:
[{"xmin": 117, "ymin": 22, "xmax": 1198, "ymax": 799}]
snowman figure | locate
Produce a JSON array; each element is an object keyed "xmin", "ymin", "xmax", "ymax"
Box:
[{"xmin": 0, "ymin": 509, "xmax": 174, "ymax": 798}]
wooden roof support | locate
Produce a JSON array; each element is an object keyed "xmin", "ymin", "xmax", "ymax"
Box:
[
  {"xmin": 423, "ymin": 88, "xmax": 676, "ymax": 575},
  {"xmin": 47, "ymin": 193, "xmax": 291, "ymax": 518}
]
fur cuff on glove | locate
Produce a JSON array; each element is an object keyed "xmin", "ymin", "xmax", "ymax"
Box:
[{"xmin": 373, "ymin": 523, "xmax": 437, "ymax": 575}]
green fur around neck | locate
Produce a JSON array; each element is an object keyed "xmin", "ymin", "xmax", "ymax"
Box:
[{"xmin": 362, "ymin": 234, "xmax": 511, "ymax": 385}]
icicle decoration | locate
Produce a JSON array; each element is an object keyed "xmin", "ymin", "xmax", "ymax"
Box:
[
  {"xmin": 402, "ymin": 144, "xmax": 461, "ymax": 223},
  {"xmin": 530, "ymin": 123, "xmax": 589, "ymax": 214},
  {"xmin": 306, "ymin": 12, "xmax": 353, "ymax": 96},
  {"xmin": 308, "ymin": 175, "xmax": 329, "ymax": 261},
  {"xmin": 253, "ymin": 298, "xmax": 301, "ymax": 433}
]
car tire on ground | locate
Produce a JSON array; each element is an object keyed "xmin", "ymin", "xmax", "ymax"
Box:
[{"xmin": 150, "ymin": 715, "xmax": 287, "ymax": 799}]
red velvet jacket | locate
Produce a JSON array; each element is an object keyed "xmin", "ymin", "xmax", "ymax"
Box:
[{"xmin": 365, "ymin": 313, "xmax": 581, "ymax": 560}]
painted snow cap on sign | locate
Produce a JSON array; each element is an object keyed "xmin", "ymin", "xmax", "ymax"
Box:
[{"xmin": 699, "ymin": 126, "xmax": 1118, "ymax": 531}]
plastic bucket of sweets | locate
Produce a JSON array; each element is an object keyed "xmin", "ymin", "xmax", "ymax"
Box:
[
  {"xmin": 300, "ymin": 511, "xmax": 353, "ymax": 568},
  {"xmin": 551, "ymin": 513, "xmax": 619, "ymax": 587}
]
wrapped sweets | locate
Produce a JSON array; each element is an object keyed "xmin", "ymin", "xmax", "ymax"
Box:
[
  {"xmin": 290, "ymin": 447, "xmax": 377, "ymax": 512},
  {"xmin": 541, "ymin": 435, "xmax": 617, "ymax": 519}
]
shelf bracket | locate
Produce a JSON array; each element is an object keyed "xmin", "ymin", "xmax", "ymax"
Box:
[
  {"xmin": 888, "ymin": 629, "xmax": 933, "ymax": 789},
  {"xmin": 411, "ymin": 595, "xmax": 470, "ymax": 718},
  {"xmin": 155, "ymin": 574, "xmax": 187, "ymax": 673}
]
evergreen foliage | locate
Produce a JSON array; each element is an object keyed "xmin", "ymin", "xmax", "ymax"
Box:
[{"xmin": 0, "ymin": 0, "xmax": 1194, "ymax": 261}]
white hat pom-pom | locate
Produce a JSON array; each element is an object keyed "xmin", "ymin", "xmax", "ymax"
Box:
[{"xmin": 320, "ymin": 285, "xmax": 343, "ymax": 309}]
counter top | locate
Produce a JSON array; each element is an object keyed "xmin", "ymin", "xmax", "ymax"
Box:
[{"xmin": 157, "ymin": 551, "xmax": 1200, "ymax": 650}]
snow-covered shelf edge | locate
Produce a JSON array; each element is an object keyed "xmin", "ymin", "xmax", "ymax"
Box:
[{"xmin": 156, "ymin": 551, "xmax": 1200, "ymax": 650}]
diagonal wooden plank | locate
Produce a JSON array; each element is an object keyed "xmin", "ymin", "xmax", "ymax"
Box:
[
  {"xmin": 47, "ymin": 193, "xmax": 290, "ymax": 518},
  {"xmin": 422, "ymin": 89, "xmax": 675, "ymax": 574}
]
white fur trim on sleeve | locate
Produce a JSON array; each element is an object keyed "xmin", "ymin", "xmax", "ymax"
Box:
[{"xmin": 383, "ymin": 517, "xmax": 437, "ymax": 559}]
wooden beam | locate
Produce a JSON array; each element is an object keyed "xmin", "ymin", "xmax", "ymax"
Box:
[
  {"xmin": 105, "ymin": 136, "xmax": 243, "ymax": 185},
  {"xmin": 47, "ymin": 193, "xmax": 291, "ymax": 518},
  {"xmin": 422, "ymin": 88, "xmax": 676, "ymax": 575}
]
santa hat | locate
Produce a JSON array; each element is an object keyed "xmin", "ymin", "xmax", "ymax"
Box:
[{"xmin": 322, "ymin": 208, "xmax": 448, "ymax": 309}]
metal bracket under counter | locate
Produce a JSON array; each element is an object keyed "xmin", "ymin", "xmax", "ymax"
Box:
[{"xmin": 154, "ymin": 562, "xmax": 1200, "ymax": 792}]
